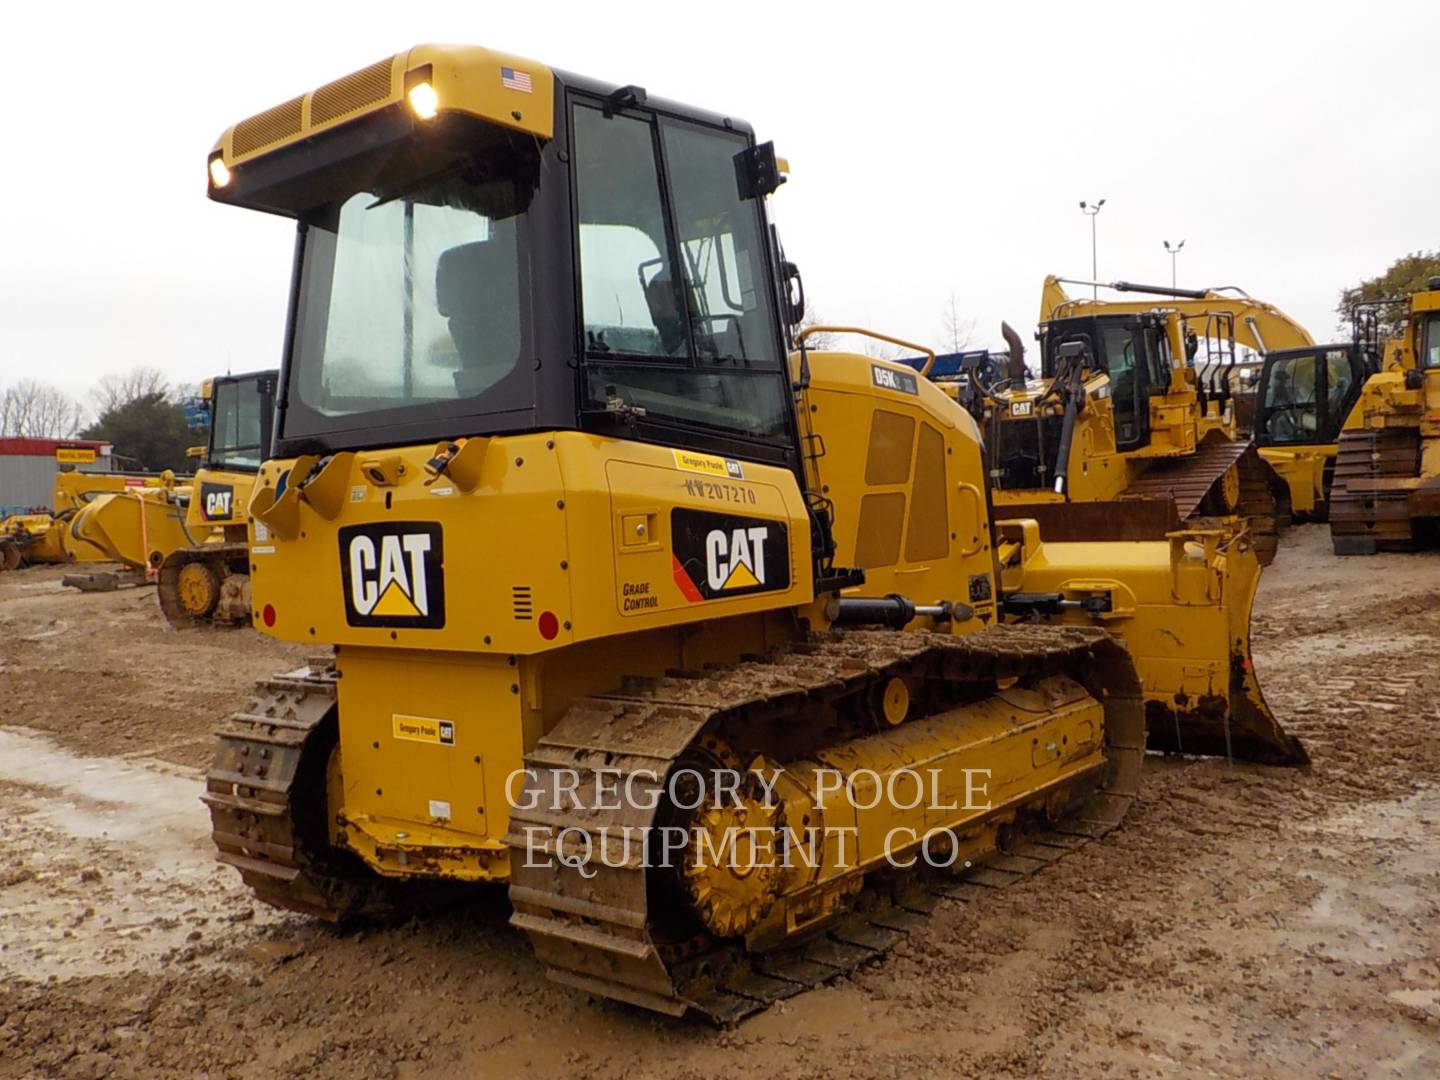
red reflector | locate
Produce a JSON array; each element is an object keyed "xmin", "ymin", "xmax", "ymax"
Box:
[
  {"xmin": 538, "ymin": 611, "xmax": 560, "ymax": 640},
  {"xmin": 262, "ymin": 604, "xmax": 277, "ymax": 628}
]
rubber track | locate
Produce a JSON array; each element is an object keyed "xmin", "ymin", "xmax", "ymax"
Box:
[
  {"xmin": 1328, "ymin": 428, "xmax": 1421, "ymax": 554},
  {"xmin": 504, "ymin": 624, "xmax": 1144, "ymax": 1023}
]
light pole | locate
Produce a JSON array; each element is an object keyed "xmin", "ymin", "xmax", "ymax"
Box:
[
  {"xmin": 1079, "ymin": 199, "xmax": 1105, "ymax": 297},
  {"xmin": 1163, "ymin": 239, "xmax": 1186, "ymax": 288}
]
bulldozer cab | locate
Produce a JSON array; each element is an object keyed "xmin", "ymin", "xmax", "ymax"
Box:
[
  {"xmin": 205, "ymin": 371, "xmax": 277, "ymax": 472},
  {"xmin": 1420, "ymin": 308, "xmax": 1440, "ymax": 369},
  {"xmin": 1039, "ymin": 313, "xmax": 1169, "ymax": 450},
  {"xmin": 210, "ymin": 61, "xmax": 799, "ymax": 475},
  {"xmin": 1253, "ymin": 344, "xmax": 1372, "ymax": 447}
]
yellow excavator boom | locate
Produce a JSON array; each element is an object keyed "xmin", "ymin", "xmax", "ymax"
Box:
[{"xmin": 1040, "ymin": 274, "xmax": 1315, "ymax": 354}]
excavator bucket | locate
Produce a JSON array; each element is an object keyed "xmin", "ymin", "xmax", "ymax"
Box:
[{"xmin": 998, "ymin": 519, "xmax": 1306, "ymax": 766}]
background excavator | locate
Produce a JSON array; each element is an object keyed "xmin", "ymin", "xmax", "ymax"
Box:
[
  {"xmin": 1326, "ymin": 280, "xmax": 1440, "ymax": 552},
  {"xmin": 935, "ymin": 277, "xmax": 1314, "ymax": 565},
  {"xmin": 200, "ymin": 44, "xmax": 1303, "ymax": 1024},
  {"xmin": 1250, "ymin": 324, "xmax": 1380, "ymax": 522}
]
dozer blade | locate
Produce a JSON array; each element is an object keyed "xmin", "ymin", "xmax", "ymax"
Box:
[
  {"xmin": 998, "ymin": 520, "xmax": 1307, "ymax": 766},
  {"xmin": 997, "ymin": 433, "xmax": 1290, "ymax": 565}
]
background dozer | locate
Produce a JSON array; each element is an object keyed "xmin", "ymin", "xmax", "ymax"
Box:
[
  {"xmin": 1324, "ymin": 281, "xmax": 1440, "ymax": 553},
  {"xmin": 804, "ymin": 325, "xmax": 1302, "ymax": 767},
  {"xmin": 202, "ymin": 44, "xmax": 1303, "ymax": 1024},
  {"xmin": 157, "ymin": 369, "xmax": 276, "ymax": 626},
  {"xmin": 59, "ymin": 370, "xmax": 274, "ymax": 614},
  {"xmin": 945, "ymin": 277, "xmax": 1312, "ymax": 564}
]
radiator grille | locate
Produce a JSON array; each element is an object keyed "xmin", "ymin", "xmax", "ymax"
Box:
[
  {"xmin": 232, "ymin": 95, "xmax": 304, "ymax": 157},
  {"xmin": 995, "ymin": 415, "xmax": 1064, "ymax": 491},
  {"xmin": 310, "ymin": 57, "xmax": 394, "ymax": 126}
]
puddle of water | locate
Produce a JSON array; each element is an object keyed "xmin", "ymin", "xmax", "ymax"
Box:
[
  {"xmin": 0, "ymin": 727, "xmax": 288, "ymax": 981},
  {"xmin": 0, "ymin": 727, "xmax": 208, "ymax": 856}
]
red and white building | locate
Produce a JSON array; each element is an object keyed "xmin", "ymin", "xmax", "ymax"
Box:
[{"xmin": 0, "ymin": 437, "xmax": 115, "ymax": 513}]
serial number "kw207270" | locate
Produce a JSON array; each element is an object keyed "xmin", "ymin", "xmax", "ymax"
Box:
[{"xmin": 683, "ymin": 478, "xmax": 758, "ymax": 505}]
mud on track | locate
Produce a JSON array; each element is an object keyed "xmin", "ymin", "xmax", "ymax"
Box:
[{"xmin": 2, "ymin": 530, "xmax": 1438, "ymax": 1079}]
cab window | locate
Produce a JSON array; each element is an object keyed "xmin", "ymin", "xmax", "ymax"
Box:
[
  {"xmin": 661, "ymin": 120, "xmax": 779, "ymax": 366},
  {"xmin": 1424, "ymin": 314, "xmax": 1440, "ymax": 368},
  {"xmin": 1325, "ymin": 349, "xmax": 1354, "ymax": 423},
  {"xmin": 571, "ymin": 102, "xmax": 789, "ymax": 444},
  {"xmin": 574, "ymin": 108, "xmax": 685, "ymax": 358},
  {"xmin": 1102, "ymin": 325, "xmax": 1142, "ymax": 444},
  {"xmin": 1261, "ymin": 352, "xmax": 1318, "ymax": 442},
  {"xmin": 1148, "ymin": 328, "xmax": 1172, "ymax": 391}
]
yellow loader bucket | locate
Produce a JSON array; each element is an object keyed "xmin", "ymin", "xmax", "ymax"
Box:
[
  {"xmin": 998, "ymin": 520, "xmax": 1306, "ymax": 766},
  {"xmin": 64, "ymin": 489, "xmax": 199, "ymax": 573}
]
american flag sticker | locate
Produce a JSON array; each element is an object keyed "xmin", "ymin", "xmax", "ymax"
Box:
[{"xmin": 500, "ymin": 66, "xmax": 533, "ymax": 94}]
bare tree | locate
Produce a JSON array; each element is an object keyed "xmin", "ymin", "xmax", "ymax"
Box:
[
  {"xmin": 794, "ymin": 302, "xmax": 839, "ymax": 350},
  {"xmin": 939, "ymin": 290, "xmax": 975, "ymax": 354},
  {"xmin": 0, "ymin": 380, "xmax": 86, "ymax": 438},
  {"xmin": 856, "ymin": 336, "xmax": 908, "ymax": 362},
  {"xmin": 794, "ymin": 306, "xmax": 916, "ymax": 362},
  {"xmin": 91, "ymin": 367, "xmax": 173, "ymax": 416}
]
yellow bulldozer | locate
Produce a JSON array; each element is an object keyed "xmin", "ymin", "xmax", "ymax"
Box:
[
  {"xmin": 953, "ymin": 277, "xmax": 1313, "ymax": 565},
  {"xmin": 1320, "ymin": 282, "xmax": 1440, "ymax": 553},
  {"xmin": 59, "ymin": 371, "xmax": 274, "ymax": 620},
  {"xmin": 201, "ymin": 44, "xmax": 1302, "ymax": 1023},
  {"xmin": 156, "ymin": 370, "xmax": 276, "ymax": 626}
]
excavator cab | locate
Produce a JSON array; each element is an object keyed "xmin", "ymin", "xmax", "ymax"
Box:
[{"xmin": 1253, "ymin": 344, "xmax": 1372, "ymax": 448}]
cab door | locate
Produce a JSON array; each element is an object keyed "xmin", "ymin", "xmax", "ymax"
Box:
[
  {"xmin": 1102, "ymin": 317, "xmax": 1153, "ymax": 451},
  {"xmin": 1318, "ymin": 347, "xmax": 1366, "ymax": 442}
]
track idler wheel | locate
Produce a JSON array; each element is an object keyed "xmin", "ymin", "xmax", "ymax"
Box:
[
  {"xmin": 159, "ymin": 556, "xmax": 221, "ymax": 628},
  {"xmin": 177, "ymin": 561, "xmax": 221, "ymax": 618}
]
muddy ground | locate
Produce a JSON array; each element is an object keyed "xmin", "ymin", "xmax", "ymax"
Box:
[{"xmin": 1, "ymin": 525, "xmax": 1438, "ymax": 1079}]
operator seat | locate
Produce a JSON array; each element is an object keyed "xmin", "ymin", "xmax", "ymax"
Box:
[
  {"xmin": 435, "ymin": 232, "xmax": 521, "ymax": 395},
  {"xmin": 643, "ymin": 268, "xmax": 689, "ymax": 355}
]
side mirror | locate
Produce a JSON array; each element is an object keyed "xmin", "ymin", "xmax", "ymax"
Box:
[
  {"xmin": 735, "ymin": 141, "xmax": 786, "ymax": 200},
  {"xmin": 185, "ymin": 445, "xmax": 206, "ymax": 460}
]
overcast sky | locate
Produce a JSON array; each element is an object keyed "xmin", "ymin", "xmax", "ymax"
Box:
[{"xmin": 3, "ymin": 1, "xmax": 1435, "ymax": 408}]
